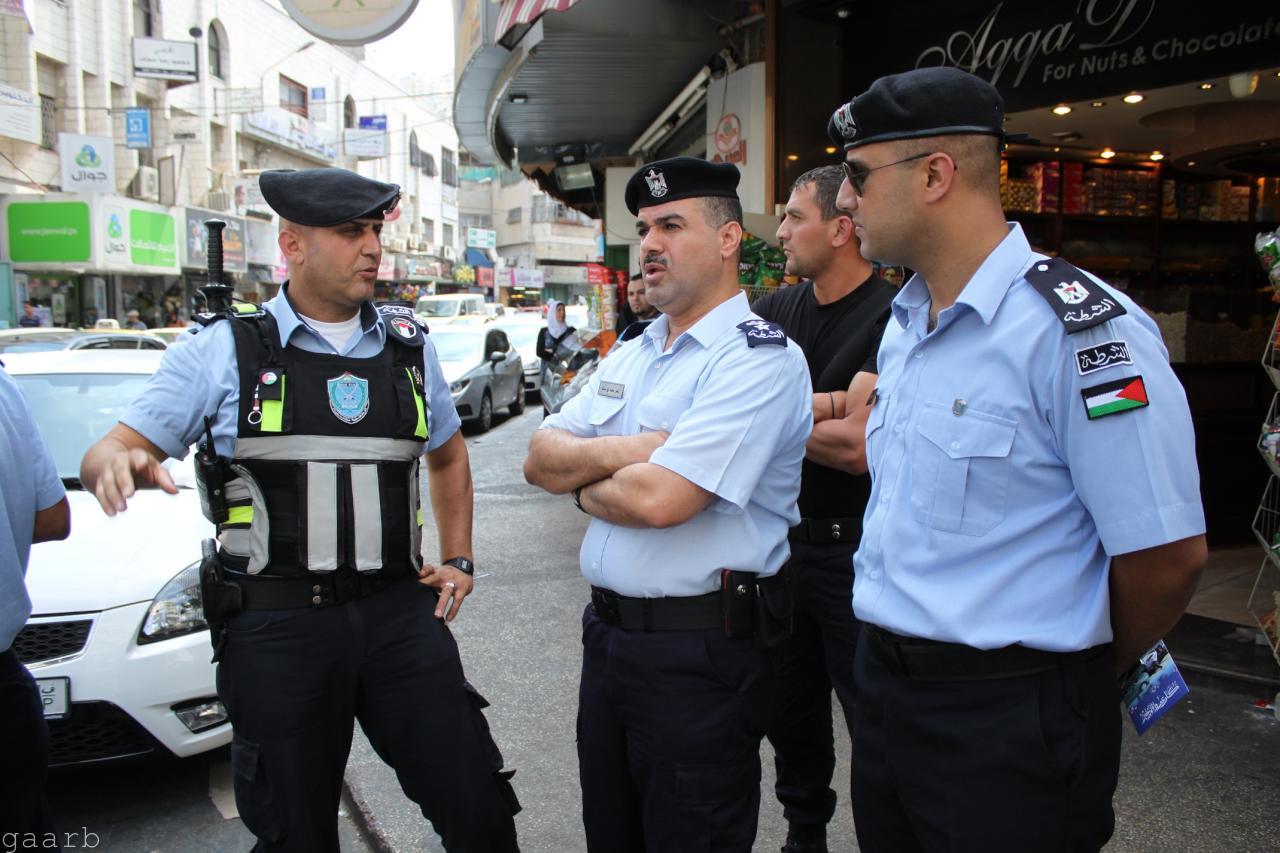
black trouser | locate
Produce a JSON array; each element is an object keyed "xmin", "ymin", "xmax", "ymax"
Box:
[
  {"xmin": 0, "ymin": 647, "xmax": 57, "ymax": 843},
  {"xmin": 765, "ymin": 538, "xmax": 860, "ymax": 829},
  {"xmin": 851, "ymin": 632, "xmax": 1122, "ymax": 852},
  {"xmin": 216, "ymin": 578, "xmax": 519, "ymax": 853},
  {"xmin": 577, "ymin": 603, "xmax": 772, "ymax": 853}
]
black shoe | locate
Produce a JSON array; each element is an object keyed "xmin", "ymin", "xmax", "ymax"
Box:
[{"xmin": 781, "ymin": 823, "xmax": 828, "ymax": 853}]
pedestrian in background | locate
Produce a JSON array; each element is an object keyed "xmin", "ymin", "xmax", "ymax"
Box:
[
  {"xmin": 830, "ymin": 67, "xmax": 1206, "ymax": 852},
  {"xmin": 751, "ymin": 164, "xmax": 894, "ymax": 853},
  {"xmin": 0, "ymin": 363, "xmax": 70, "ymax": 840},
  {"xmin": 537, "ymin": 298, "xmax": 578, "ymax": 365},
  {"xmin": 525, "ymin": 156, "xmax": 811, "ymax": 853}
]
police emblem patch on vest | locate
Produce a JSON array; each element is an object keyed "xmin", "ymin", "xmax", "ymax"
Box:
[
  {"xmin": 1025, "ymin": 257, "xmax": 1128, "ymax": 334},
  {"xmin": 327, "ymin": 371, "xmax": 371, "ymax": 424}
]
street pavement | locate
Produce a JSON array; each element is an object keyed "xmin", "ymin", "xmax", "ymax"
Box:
[{"xmin": 347, "ymin": 407, "xmax": 1280, "ymax": 852}]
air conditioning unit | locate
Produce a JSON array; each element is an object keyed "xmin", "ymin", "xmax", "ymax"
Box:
[
  {"xmin": 414, "ymin": 238, "xmax": 430, "ymax": 252},
  {"xmin": 207, "ymin": 191, "xmax": 232, "ymax": 211},
  {"xmin": 390, "ymin": 238, "xmax": 408, "ymax": 253},
  {"xmin": 131, "ymin": 166, "xmax": 159, "ymax": 202},
  {"xmin": 442, "ymin": 246, "xmax": 457, "ymax": 261}
]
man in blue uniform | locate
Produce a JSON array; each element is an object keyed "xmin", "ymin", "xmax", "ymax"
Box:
[
  {"xmin": 80, "ymin": 168, "xmax": 519, "ymax": 853},
  {"xmin": 0, "ymin": 365, "xmax": 69, "ymax": 841},
  {"xmin": 524, "ymin": 156, "xmax": 812, "ymax": 853},
  {"xmin": 828, "ymin": 68, "xmax": 1207, "ymax": 852}
]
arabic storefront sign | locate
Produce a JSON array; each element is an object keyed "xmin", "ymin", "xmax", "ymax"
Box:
[
  {"xmin": 508, "ymin": 268, "xmax": 545, "ymax": 289},
  {"xmin": 132, "ymin": 37, "xmax": 199, "ymax": 82},
  {"xmin": 181, "ymin": 208, "xmax": 247, "ymax": 272},
  {"xmin": 242, "ymin": 109, "xmax": 337, "ymax": 161},
  {"xmin": 129, "ymin": 209, "xmax": 178, "ymax": 269},
  {"xmin": 245, "ymin": 218, "xmax": 280, "ymax": 267},
  {"xmin": 0, "ymin": 82, "xmax": 39, "ymax": 145},
  {"xmin": 540, "ymin": 264, "xmax": 586, "ymax": 285},
  {"xmin": 879, "ymin": 1, "xmax": 1280, "ymax": 111},
  {"xmin": 343, "ymin": 129, "xmax": 387, "ymax": 159},
  {"xmin": 98, "ymin": 199, "xmax": 179, "ymax": 271},
  {"xmin": 405, "ymin": 257, "xmax": 445, "ymax": 281},
  {"xmin": 466, "ymin": 227, "xmax": 496, "ymax": 249},
  {"xmin": 59, "ymin": 133, "xmax": 115, "ymax": 194},
  {"xmin": 4, "ymin": 201, "xmax": 92, "ymax": 263},
  {"xmin": 281, "ymin": 0, "xmax": 417, "ymax": 46},
  {"xmin": 125, "ymin": 107, "xmax": 151, "ymax": 149}
]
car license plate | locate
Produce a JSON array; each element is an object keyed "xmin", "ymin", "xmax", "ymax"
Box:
[{"xmin": 36, "ymin": 677, "xmax": 69, "ymax": 719}]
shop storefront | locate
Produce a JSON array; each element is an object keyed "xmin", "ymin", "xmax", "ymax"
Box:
[
  {"xmin": 101, "ymin": 197, "xmax": 182, "ymax": 328},
  {"xmin": 181, "ymin": 207, "xmax": 247, "ymax": 318},
  {"xmin": 244, "ymin": 217, "xmax": 285, "ymax": 305},
  {"xmin": 2, "ymin": 196, "xmax": 92, "ymax": 326}
]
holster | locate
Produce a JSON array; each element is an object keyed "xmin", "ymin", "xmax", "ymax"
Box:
[
  {"xmin": 199, "ymin": 539, "xmax": 243, "ymax": 662},
  {"xmin": 719, "ymin": 568, "xmax": 793, "ymax": 651},
  {"xmin": 195, "ymin": 446, "xmax": 230, "ymax": 525}
]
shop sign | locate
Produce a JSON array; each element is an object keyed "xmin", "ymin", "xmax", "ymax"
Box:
[
  {"xmin": 125, "ymin": 107, "xmax": 151, "ymax": 149},
  {"xmin": 182, "ymin": 208, "xmax": 247, "ymax": 272},
  {"xmin": 405, "ymin": 257, "xmax": 443, "ymax": 281},
  {"xmin": 59, "ymin": 134, "xmax": 115, "ymax": 194},
  {"xmin": 477, "ymin": 266, "xmax": 494, "ymax": 289},
  {"xmin": 540, "ymin": 264, "xmax": 586, "ymax": 285},
  {"xmin": 508, "ymin": 268, "xmax": 544, "ymax": 289},
  {"xmin": 894, "ymin": 1, "xmax": 1280, "ymax": 112},
  {"xmin": 130, "ymin": 209, "xmax": 178, "ymax": 268},
  {"xmin": 0, "ymin": 82, "xmax": 39, "ymax": 145},
  {"xmin": 280, "ymin": 0, "xmax": 417, "ymax": 46},
  {"xmin": 242, "ymin": 109, "xmax": 337, "ymax": 161},
  {"xmin": 100, "ymin": 202, "xmax": 130, "ymax": 266},
  {"xmin": 132, "ymin": 37, "xmax": 199, "ymax": 82},
  {"xmin": 245, "ymin": 218, "xmax": 280, "ymax": 266},
  {"xmin": 711, "ymin": 113, "xmax": 746, "ymax": 165},
  {"xmin": 5, "ymin": 201, "xmax": 92, "ymax": 263},
  {"xmin": 309, "ymin": 88, "xmax": 327, "ymax": 123},
  {"xmin": 466, "ymin": 227, "xmax": 496, "ymax": 249},
  {"xmin": 585, "ymin": 264, "xmax": 612, "ymax": 285},
  {"xmin": 343, "ymin": 129, "xmax": 387, "ymax": 159},
  {"xmin": 378, "ymin": 252, "xmax": 397, "ymax": 280},
  {"xmin": 169, "ymin": 115, "xmax": 203, "ymax": 145}
]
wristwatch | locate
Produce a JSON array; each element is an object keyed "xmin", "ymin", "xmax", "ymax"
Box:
[{"xmin": 443, "ymin": 556, "xmax": 475, "ymax": 576}]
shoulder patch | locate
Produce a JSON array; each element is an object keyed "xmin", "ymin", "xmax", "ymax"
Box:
[
  {"xmin": 737, "ymin": 319, "xmax": 787, "ymax": 348},
  {"xmin": 1081, "ymin": 375, "xmax": 1148, "ymax": 419},
  {"xmin": 1075, "ymin": 339, "xmax": 1132, "ymax": 375},
  {"xmin": 377, "ymin": 304, "xmax": 429, "ymax": 346},
  {"xmin": 1025, "ymin": 257, "xmax": 1127, "ymax": 334}
]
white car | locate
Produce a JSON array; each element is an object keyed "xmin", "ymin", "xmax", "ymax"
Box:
[
  {"xmin": 494, "ymin": 316, "xmax": 546, "ymax": 400},
  {"xmin": 6, "ymin": 350, "xmax": 228, "ymax": 766}
]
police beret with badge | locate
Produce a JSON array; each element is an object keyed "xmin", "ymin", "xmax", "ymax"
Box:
[
  {"xmin": 624, "ymin": 156, "xmax": 741, "ymax": 215},
  {"xmin": 259, "ymin": 168, "xmax": 401, "ymax": 227},
  {"xmin": 827, "ymin": 66, "xmax": 1033, "ymax": 151}
]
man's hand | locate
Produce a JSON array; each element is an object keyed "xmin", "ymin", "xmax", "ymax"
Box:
[
  {"xmin": 417, "ymin": 563, "xmax": 474, "ymax": 622},
  {"xmin": 82, "ymin": 425, "xmax": 178, "ymax": 516},
  {"xmin": 525, "ymin": 428, "xmax": 669, "ymax": 494}
]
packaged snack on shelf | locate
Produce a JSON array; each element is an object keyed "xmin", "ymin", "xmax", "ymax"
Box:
[{"xmin": 1257, "ymin": 230, "xmax": 1280, "ymax": 271}]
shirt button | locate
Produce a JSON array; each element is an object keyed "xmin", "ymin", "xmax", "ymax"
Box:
[
  {"xmin": 950, "ymin": 441, "xmax": 960, "ymax": 451},
  {"xmin": 653, "ymin": 363, "xmax": 662, "ymax": 370},
  {"xmin": 868, "ymin": 570, "xmax": 880, "ymax": 580},
  {"xmin": 914, "ymin": 351, "xmax": 924, "ymax": 359}
]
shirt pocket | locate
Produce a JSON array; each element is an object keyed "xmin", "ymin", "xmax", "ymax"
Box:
[
  {"xmin": 587, "ymin": 394, "xmax": 627, "ymax": 436},
  {"xmin": 864, "ymin": 389, "xmax": 889, "ymax": 476},
  {"xmin": 635, "ymin": 394, "xmax": 692, "ymax": 433},
  {"xmin": 910, "ymin": 402, "xmax": 1017, "ymax": 536}
]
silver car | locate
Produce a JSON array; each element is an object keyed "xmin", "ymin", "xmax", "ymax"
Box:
[
  {"xmin": 0, "ymin": 328, "xmax": 168, "ymax": 352},
  {"xmin": 493, "ymin": 318, "xmax": 545, "ymax": 400},
  {"xmin": 431, "ymin": 326, "xmax": 525, "ymax": 433}
]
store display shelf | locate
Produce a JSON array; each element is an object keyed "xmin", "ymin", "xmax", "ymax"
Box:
[
  {"xmin": 1261, "ymin": 311, "xmax": 1280, "ymax": 391},
  {"xmin": 1250, "ymin": 475, "xmax": 1280, "ymax": 570},
  {"xmin": 1247, "ymin": 559, "xmax": 1280, "ymax": 669},
  {"xmin": 1260, "ymin": 391, "xmax": 1280, "ymax": 480}
]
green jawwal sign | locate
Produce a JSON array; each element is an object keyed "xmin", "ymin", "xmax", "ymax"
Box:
[
  {"xmin": 129, "ymin": 209, "xmax": 177, "ymax": 268},
  {"xmin": 6, "ymin": 202, "xmax": 92, "ymax": 262}
]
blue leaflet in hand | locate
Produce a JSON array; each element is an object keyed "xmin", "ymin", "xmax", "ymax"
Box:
[{"xmin": 1120, "ymin": 640, "xmax": 1190, "ymax": 735}]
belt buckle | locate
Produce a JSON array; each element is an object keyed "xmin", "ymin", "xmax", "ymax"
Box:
[{"xmin": 591, "ymin": 588, "xmax": 621, "ymax": 625}]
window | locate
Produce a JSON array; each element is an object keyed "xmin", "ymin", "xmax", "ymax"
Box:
[
  {"xmin": 461, "ymin": 213, "xmax": 492, "ymax": 229},
  {"xmin": 279, "ymin": 75, "xmax": 307, "ymax": 118},
  {"xmin": 506, "ymin": 206, "xmax": 522, "ymax": 224},
  {"xmin": 133, "ymin": 0, "xmax": 153, "ymax": 36},
  {"xmin": 344, "ymin": 95, "xmax": 356, "ymax": 129},
  {"xmin": 441, "ymin": 147, "xmax": 458, "ymax": 187},
  {"xmin": 39, "ymin": 95, "xmax": 56, "ymax": 149},
  {"xmin": 421, "ymin": 151, "xmax": 437, "ymax": 177},
  {"xmin": 208, "ymin": 21, "xmax": 226, "ymax": 80},
  {"xmin": 408, "ymin": 132, "xmax": 420, "ymax": 167},
  {"xmin": 442, "ymin": 223, "xmax": 455, "ymax": 247},
  {"xmin": 422, "ymin": 218, "xmax": 434, "ymax": 242}
]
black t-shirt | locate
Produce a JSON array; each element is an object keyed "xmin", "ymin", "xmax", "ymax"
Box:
[{"xmin": 752, "ymin": 275, "xmax": 895, "ymax": 519}]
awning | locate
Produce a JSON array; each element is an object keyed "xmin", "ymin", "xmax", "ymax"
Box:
[
  {"xmin": 464, "ymin": 247, "xmax": 494, "ymax": 268},
  {"xmin": 495, "ymin": 0, "xmax": 581, "ymax": 44}
]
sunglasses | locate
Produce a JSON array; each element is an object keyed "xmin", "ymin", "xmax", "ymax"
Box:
[{"xmin": 841, "ymin": 152, "xmax": 935, "ymax": 196}]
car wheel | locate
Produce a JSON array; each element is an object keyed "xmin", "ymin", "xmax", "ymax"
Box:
[
  {"xmin": 509, "ymin": 382, "xmax": 525, "ymax": 416},
  {"xmin": 476, "ymin": 391, "xmax": 493, "ymax": 433}
]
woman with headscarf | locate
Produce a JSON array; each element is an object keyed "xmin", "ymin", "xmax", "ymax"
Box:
[{"xmin": 536, "ymin": 299, "xmax": 578, "ymax": 365}]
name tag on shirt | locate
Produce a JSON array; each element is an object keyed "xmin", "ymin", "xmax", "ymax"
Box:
[{"xmin": 599, "ymin": 381, "xmax": 625, "ymax": 399}]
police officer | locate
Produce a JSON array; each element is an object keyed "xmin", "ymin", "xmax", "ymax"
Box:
[
  {"xmin": 829, "ymin": 68, "xmax": 1207, "ymax": 851},
  {"xmin": 523, "ymin": 157, "xmax": 812, "ymax": 853},
  {"xmin": 0, "ymin": 364, "xmax": 70, "ymax": 841},
  {"xmin": 751, "ymin": 164, "xmax": 894, "ymax": 853},
  {"xmin": 80, "ymin": 168, "xmax": 520, "ymax": 853}
]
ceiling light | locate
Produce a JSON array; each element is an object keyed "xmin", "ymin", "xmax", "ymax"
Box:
[
  {"xmin": 1052, "ymin": 131, "xmax": 1083, "ymax": 142},
  {"xmin": 786, "ymin": 154, "xmax": 799, "ymax": 161},
  {"xmin": 1198, "ymin": 82, "xmax": 1214, "ymax": 90},
  {"xmin": 1187, "ymin": 160, "xmax": 1197, "ymax": 166},
  {"xmin": 1123, "ymin": 93, "xmax": 1144, "ymax": 104},
  {"xmin": 836, "ymin": 7, "xmax": 850, "ymax": 18},
  {"xmin": 1100, "ymin": 148, "xmax": 1117, "ymax": 159},
  {"xmin": 1090, "ymin": 101, "xmax": 1106, "ymax": 108},
  {"xmin": 1051, "ymin": 104, "xmax": 1072, "ymax": 116},
  {"xmin": 1228, "ymin": 72, "xmax": 1260, "ymax": 98},
  {"xmin": 824, "ymin": 146, "xmax": 837, "ymax": 154},
  {"xmin": 1150, "ymin": 151, "xmax": 1165, "ymax": 161},
  {"xmin": 554, "ymin": 162, "xmax": 594, "ymax": 192},
  {"xmin": 1053, "ymin": 147, "xmax": 1061, "ymax": 153},
  {"xmin": 508, "ymin": 93, "xmax": 528, "ymax": 104}
]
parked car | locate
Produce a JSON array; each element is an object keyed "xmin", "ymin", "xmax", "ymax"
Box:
[
  {"xmin": 0, "ymin": 328, "xmax": 167, "ymax": 353},
  {"xmin": 147, "ymin": 327, "xmax": 198, "ymax": 345},
  {"xmin": 6, "ymin": 350, "xmax": 227, "ymax": 767},
  {"xmin": 430, "ymin": 325, "xmax": 524, "ymax": 432},
  {"xmin": 493, "ymin": 316, "xmax": 546, "ymax": 401},
  {"xmin": 414, "ymin": 294, "xmax": 489, "ymax": 325}
]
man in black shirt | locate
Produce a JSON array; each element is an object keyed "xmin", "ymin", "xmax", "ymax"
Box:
[{"xmin": 752, "ymin": 165, "xmax": 895, "ymax": 853}]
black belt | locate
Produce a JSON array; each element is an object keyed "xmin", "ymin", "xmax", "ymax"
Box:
[
  {"xmin": 865, "ymin": 624, "xmax": 1107, "ymax": 682},
  {"xmin": 225, "ymin": 566, "xmax": 416, "ymax": 610},
  {"xmin": 789, "ymin": 515, "xmax": 860, "ymax": 545},
  {"xmin": 590, "ymin": 586, "xmax": 722, "ymax": 632}
]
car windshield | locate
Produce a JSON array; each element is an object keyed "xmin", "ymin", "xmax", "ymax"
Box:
[
  {"xmin": 499, "ymin": 326, "xmax": 540, "ymax": 349},
  {"xmin": 430, "ymin": 333, "xmax": 483, "ymax": 363},
  {"xmin": 0, "ymin": 332, "xmax": 81, "ymax": 353},
  {"xmin": 14, "ymin": 373, "xmax": 150, "ymax": 478},
  {"xmin": 416, "ymin": 299, "xmax": 461, "ymax": 317}
]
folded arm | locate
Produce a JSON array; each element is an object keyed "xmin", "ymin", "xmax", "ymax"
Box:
[
  {"xmin": 523, "ymin": 427, "xmax": 667, "ymax": 495},
  {"xmin": 578, "ymin": 462, "xmax": 714, "ymax": 529},
  {"xmin": 805, "ymin": 371, "xmax": 877, "ymax": 475}
]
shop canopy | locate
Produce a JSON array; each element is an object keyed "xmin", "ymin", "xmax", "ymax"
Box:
[{"xmin": 464, "ymin": 247, "xmax": 494, "ymax": 268}]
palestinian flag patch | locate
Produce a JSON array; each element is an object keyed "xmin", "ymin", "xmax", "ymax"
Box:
[{"xmin": 1082, "ymin": 375, "xmax": 1149, "ymax": 420}]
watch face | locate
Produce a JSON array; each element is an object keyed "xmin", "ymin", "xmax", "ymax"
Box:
[{"xmin": 445, "ymin": 557, "xmax": 474, "ymax": 575}]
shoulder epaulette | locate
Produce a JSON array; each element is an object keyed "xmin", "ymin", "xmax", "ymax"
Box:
[
  {"xmin": 737, "ymin": 318, "xmax": 787, "ymax": 348},
  {"xmin": 1024, "ymin": 257, "xmax": 1127, "ymax": 334},
  {"xmin": 377, "ymin": 304, "xmax": 428, "ymax": 347}
]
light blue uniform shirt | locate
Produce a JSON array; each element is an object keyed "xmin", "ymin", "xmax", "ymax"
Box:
[
  {"xmin": 854, "ymin": 224, "xmax": 1205, "ymax": 652},
  {"xmin": 121, "ymin": 288, "xmax": 461, "ymax": 459},
  {"xmin": 0, "ymin": 367, "xmax": 66, "ymax": 651},
  {"xmin": 543, "ymin": 292, "xmax": 812, "ymax": 598}
]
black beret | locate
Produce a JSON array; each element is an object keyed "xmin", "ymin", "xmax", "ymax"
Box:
[
  {"xmin": 258, "ymin": 168, "xmax": 401, "ymax": 227},
  {"xmin": 624, "ymin": 157, "xmax": 740, "ymax": 216},
  {"xmin": 827, "ymin": 67, "xmax": 1008, "ymax": 151}
]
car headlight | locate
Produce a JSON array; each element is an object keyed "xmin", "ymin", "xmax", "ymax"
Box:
[
  {"xmin": 449, "ymin": 379, "xmax": 470, "ymax": 395},
  {"xmin": 137, "ymin": 561, "xmax": 207, "ymax": 645}
]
